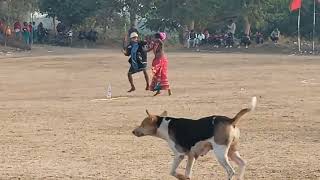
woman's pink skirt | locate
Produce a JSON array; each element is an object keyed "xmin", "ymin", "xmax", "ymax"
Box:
[{"xmin": 149, "ymin": 56, "xmax": 170, "ymax": 91}]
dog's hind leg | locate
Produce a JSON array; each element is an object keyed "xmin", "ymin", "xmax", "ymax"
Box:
[
  {"xmin": 213, "ymin": 143, "xmax": 235, "ymax": 180},
  {"xmin": 185, "ymin": 154, "xmax": 195, "ymax": 179},
  {"xmin": 229, "ymin": 151, "xmax": 246, "ymax": 180},
  {"xmin": 170, "ymin": 154, "xmax": 185, "ymax": 179}
]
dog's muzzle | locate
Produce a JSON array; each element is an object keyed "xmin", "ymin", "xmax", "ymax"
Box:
[{"xmin": 132, "ymin": 129, "xmax": 144, "ymax": 137}]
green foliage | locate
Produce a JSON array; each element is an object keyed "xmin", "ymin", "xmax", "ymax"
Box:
[
  {"xmin": 3, "ymin": 0, "xmax": 320, "ymax": 41},
  {"xmin": 0, "ymin": 0, "xmax": 37, "ymax": 23},
  {"xmin": 38, "ymin": 0, "xmax": 101, "ymax": 26}
]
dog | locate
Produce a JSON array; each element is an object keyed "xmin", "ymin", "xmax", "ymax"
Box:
[{"xmin": 132, "ymin": 97, "xmax": 257, "ymax": 180}]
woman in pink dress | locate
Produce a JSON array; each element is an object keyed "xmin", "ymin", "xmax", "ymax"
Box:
[{"xmin": 148, "ymin": 32, "xmax": 171, "ymax": 96}]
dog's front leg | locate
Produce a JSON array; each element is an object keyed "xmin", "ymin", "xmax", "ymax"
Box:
[
  {"xmin": 185, "ymin": 154, "xmax": 195, "ymax": 179},
  {"xmin": 170, "ymin": 154, "xmax": 185, "ymax": 180}
]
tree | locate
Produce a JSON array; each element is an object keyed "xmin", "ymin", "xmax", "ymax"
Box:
[
  {"xmin": 38, "ymin": 0, "xmax": 101, "ymax": 26},
  {"xmin": 95, "ymin": 0, "xmax": 124, "ymax": 32},
  {"xmin": 3, "ymin": 0, "xmax": 317, "ymax": 44},
  {"xmin": 0, "ymin": 0, "xmax": 38, "ymax": 24}
]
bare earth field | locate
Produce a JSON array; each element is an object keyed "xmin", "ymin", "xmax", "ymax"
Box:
[{"xmin": 0, "ymin": 47, "xmax": 319, "ymax": 180}]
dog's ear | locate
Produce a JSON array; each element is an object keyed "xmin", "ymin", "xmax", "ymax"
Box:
[
  {"xmin": 160, "ymin": 111, "xmax": 168, "ymax": 117},
  {"xmin": 146, "ymin": 109, "xmax": 152, "ymax": 118}
]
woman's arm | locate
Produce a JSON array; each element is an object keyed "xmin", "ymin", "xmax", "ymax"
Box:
[{"xmin": 146, "ymin": 41, "xmax": 155, "ymax": 52}]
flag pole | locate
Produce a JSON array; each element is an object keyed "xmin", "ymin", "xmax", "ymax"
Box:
[
  {"xmin": 313, "ymin": 0, "xmax": 316, "ymax": 52},
  {"xmin": 298, "ymin": 8, "xmax": 301, "ymax": 52}
]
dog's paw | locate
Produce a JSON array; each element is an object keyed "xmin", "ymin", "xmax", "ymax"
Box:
[{"xmin": 176, "ymin": 173, "xmax": 189, "ymax": 180}]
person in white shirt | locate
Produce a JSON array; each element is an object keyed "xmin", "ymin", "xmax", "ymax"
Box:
[
  {"xmin": 270, "ymin": 28, "xmax": 280, "ymax": 43},
  {"xmin": 227, "ymin": 20, "xmax": 236, "ymax": 36},
  {"xmin": 196, "ymin": 32, "xmax": 205, "ymax": 46}
]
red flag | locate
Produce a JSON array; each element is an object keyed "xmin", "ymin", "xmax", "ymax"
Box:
[{"xmin": 290, "ymin": 0, "xmax": 302, "ymax": 11}]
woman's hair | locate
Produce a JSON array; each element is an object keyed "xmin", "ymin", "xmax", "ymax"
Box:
[
  {"xmin": 154, "ymin": 33, "xmax": 161, "ymax": 39},
  {"xmin": 155, "ymin": 32, "xmax": 166, "ymax": 41}
]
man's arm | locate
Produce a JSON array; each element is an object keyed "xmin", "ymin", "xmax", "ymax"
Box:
[{"xmin": 123, "ymin": 45, "xmax": 130, "ymax": 56}]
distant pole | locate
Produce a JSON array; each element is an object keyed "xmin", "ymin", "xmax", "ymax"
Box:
[
  {"xmin": 125, "ymin": 22, "xmax": 127, "ymax": 35},
  {"xmin": 313, "ymin": 0, "xmax": 316, "ymax": 52},
  {"xmin": 53, "ymin": 16, "xmax": 56, "ymax": 36},
  {"xmin": 123, "ymin": 22, "xmax": 127, "ymax": 49},
  {"xmin": 298, "ymin": 8, "xmax": 301, "ymax": 52}
]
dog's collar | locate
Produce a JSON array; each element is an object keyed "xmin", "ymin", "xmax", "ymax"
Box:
[
  {"xmin": 156, "ymin": 116, "xmax": 163, "ymax": 128},
  {"xmin": 156, "ymin": 116, "xmax": 168, "ymax": 128}
]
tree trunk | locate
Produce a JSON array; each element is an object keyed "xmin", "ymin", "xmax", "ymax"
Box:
[
  {"xmin": 189, "ymin": 20, "xmax": 195, "ymax": 30},
  {"xmin": 179, "ymin": 25, "xmax": 189, "ymax": 46},
  {"xmin": 53, "ymin": 17, "xmax": 56, "ymax": 36},
  {"xmin": 243, "ymin": 16, "xmax": 251, "ymax": 35},
  {"xmin": 129, "ymin": 11, "xmax": 137, "ymax": 26}
]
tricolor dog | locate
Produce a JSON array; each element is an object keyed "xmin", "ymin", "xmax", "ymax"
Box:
[{"xmin": 132, "ymin": 97, "xmax": 257, "ymax": 180}]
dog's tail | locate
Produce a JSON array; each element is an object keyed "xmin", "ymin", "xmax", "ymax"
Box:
[{"xmin": 231, "ymin": 97, "xmax": 257, "ymax": 126}]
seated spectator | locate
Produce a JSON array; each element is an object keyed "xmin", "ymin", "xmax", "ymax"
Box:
[
  {"xmin": 87, "ymin": 29, "xmax": 98, "ymax": 42},
  {"xmin": 78, "ymin": 30, "xmax": 87, "ymax": 40},
  {"xmin": 203, "ymin": 29, "xmax": 210, "ymax": 44},
  {"xmin": 196, "ymin": 31, "xmax": 205, "ymax": 46},
  {"xmin": 270, "ymin": 28, "xmax": 280, "ymax": 43},
  {"xmin": 225, "ymin": 32, "xmax": 234, "ymax": 48},
  {"xmin": 187, "ymin": 29, "xmax": 197, "ymax": 48},
  {"xmin": 255, "ymin": 31, "xmax": 264, "ymax": 44},
  {"xmin": 204, "ymin": 30, "xmax": 210, "ymax": 39},
  {"xmin": 240, "ymin": 33, "xmax": 251, "ymax": 48},
  {"xmin": 207, "ymin": 33, "xmax": 222, "ymax": 47}
]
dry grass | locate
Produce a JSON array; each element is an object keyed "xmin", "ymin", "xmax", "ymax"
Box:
[{"xmin": 0, "ymin": 47, "xmax": 319, "ymax": 179}]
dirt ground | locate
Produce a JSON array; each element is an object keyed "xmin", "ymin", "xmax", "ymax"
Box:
[{"xmin": 0, "ymin": 46, "xmax": 319, "ymax": 180}]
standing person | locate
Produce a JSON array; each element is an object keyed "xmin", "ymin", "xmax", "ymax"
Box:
[
  {"xmin": 5, "ymin": 25, "xmax": 12, "ymax": 37},
  {"xmin": 28, "ymin": 22, "xmax": 33, "ymax": 45},
  {"xmin": 22, "ymin": 22, "xmax": 30, "ymax": 46},
  {"xmin": 148, "ymin": 32, "xmax": 171, "ymax": 96},
  {"xmin": 0, "ymin": 19, "xmax": 6, "ymax": 44},
  {"xmin": 13, "ymin": 21, "xmax": 21, "ymax": 40},
  {"xmin": 0, "ymin": 19, "xmax": 5, "ymax": 35},
  {"xmin": 128, "ymin": 24, "xmax": 139, "ymax": 39},
  {"xmin": 227, "ymin": 19, "xmax": 236, "ymax": 47},
  {"xmin": 123, "ymin": 32, "xmax": 150, "ymax": 93},
  {"xmin": 126, "ymin": 24, "xmax": 139, "ymax": 46},
  {"xmin": 37, "ymin": 22, "xmax": 45, "ymax": 43},
  {"xmin": 56, "ymin": 22, "xmax": 66, "ymax": 34},
  {"xmin": 32, "ymin": 22, "xmax": 37, "ymax": 43}
]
